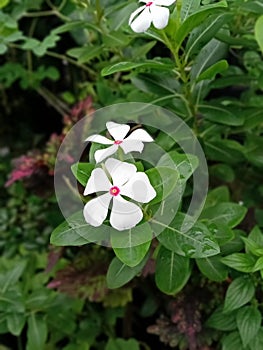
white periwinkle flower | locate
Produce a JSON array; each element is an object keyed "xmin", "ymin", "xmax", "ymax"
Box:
[
  {"xmin": 85, "ymin": 121, "xmax": 153, "ymax": 163},
  {"xmin": 129, "ymin": 0, "xmax": 176, "ymax": 33},
  {"xmin": 83, "ymin": 158, "xmax": 156, "ymax": 231}
]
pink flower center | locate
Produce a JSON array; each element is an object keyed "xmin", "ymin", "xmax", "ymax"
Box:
[
  {"xmin": 114, "ymin": 140, "xmax": 123, "ymax": 145},
  {"xmin": 146, "ymin": 1, "xmax": 153, "ymax": 6},
  {"xmin": 110, "ymin": 186, "xmax": 120, "ymax": 196}
]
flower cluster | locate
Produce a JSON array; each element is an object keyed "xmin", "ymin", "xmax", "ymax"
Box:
[
  {"xmin": 129, "ymin": 0, "xmax": 176, "ymax": 33},
  {"xmin": 83, "ymin": 122, "xmax": 156, "ymax": 231}
]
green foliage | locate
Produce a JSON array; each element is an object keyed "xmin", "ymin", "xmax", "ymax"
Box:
[{"xmin": 1, "ymin": 0, "xmax": 263, "ymax": 348}]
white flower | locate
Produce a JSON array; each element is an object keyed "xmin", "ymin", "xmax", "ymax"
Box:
[
  {"xmin": 83, "ymin": 158, "xmax": 156, "ymax": 231},
  {"xmin": 85, "ymin": 121, "xmax": 153, "ymax": 163},
  {"xmin": 129, "ymin": 0, "xmax": 176, "ymax": 33}
]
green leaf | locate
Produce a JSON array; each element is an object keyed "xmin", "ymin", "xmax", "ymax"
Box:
[
  {"xmin": 158, "ymin": 151, "xmax": 199, "ymax": 180},
  {"xmin": 155, "ymin": 246, "xmax": 191, "ymax": 295},
  {"xmin": 186, "ymin": 13, "xmax": 231, "ymax": 60},
  {"xmin": 26, "ymin": 314, "xmax": 47, "ymax": 350},
  {"xmin": 111, "ymin": 224, "xmax": 152, "ymax": 267},
  {"xmin": 204, "ymin": 139, "xmax": 244, "ymax": 164},
  {"xmin": 106, "ymin": 253, "xmax": 149, "ymax": 289},
  {"xmin": 204, "ymin": 186, "xmax": 230, "ymax": 209},
  {"xmin": 155, "ymin": 214, "xmax": 220, "ymax": 258},
  {"xmin": 201, "ymin": 203, "xmax": 247, "ymax": 228},
  {"xmin": 106, "ymin": 338, "xmax": 140, "ymax": 350},
  {"xmin": 145, "ymin": 166, "xmax": 179, "ymax": 205},
  {"xmin": 221, "ymin": 230, "xmax": 245, "ymax": 256},
  {"xmin": 101, "ymin": 61, "xmax": 173, "ymax": 76},
  {"xmin": 236, "ymin": 306, "xmax": 261, "ymax": 347},
  {"xmin": 199, "ymin": 104, "xmax": 244, "ymax": 126},
  {"xmin": 113, "ymin": 241, "xmax": 151, "ymax": 267},
  {"xmin": 255, "ymin": 15, "xmax": 263, "ymax": 53},
  {"xmin": 0, "ymin": 290, "xmax": 25, "ymax": 313},
  {"xmin": 71, "ymin": 162, "xmax": 95, "ymax": 187},
  {"xmin": 249, "ymin": 226, "xmax": 263, "ymax": 246},
  {"xmin": 7, "ymin": 313, "xmax": 26, "ymax": 336},
  {"xmin": 222, "ymin": 332, "xmax": 243, "ymax": 350},
  {"xmin": 224, "ymin": 276, "xmax": 255, "ymax": 313},
  {"xmin": 50, "ymin": 211, "xmax": 111, "ymax": 247},
  {"xmin": 0, "ymin": 0, "xmax": 10, "ymax": 9},
  {"xmin": 248, "ymin": 328, "xmax": 263, "ymax": 350},
  {"xmin": 197, "ymin": 60, "xmax": 228, "ymax": 82},
  {"xmin": 206, "ymin": 305, "xmax": 237, "ymax": 331},
  {"xmin": 181, "ymin": 0, "xmax": 201, "ymax": 21},
  {"xmin": 196, "ymin": 255, "xmax": 228, "ymax": 281},
  {"xmin": 175, "ymin": 3, "xmax": 228, "ymax": 49},
  {"xmin": 253, "ymin": 256, "xmax": 263, "ymax": 271},
  {"xmin": 0, "ymin": 260, "xmax": 27, "ymax": 293},
  {"xmin": 67, "ymin": 46, "xmax": 103, "ymax": 63},
  {"xmin": 241, "ymin": 236, "xmax": 263, "ymax": 257},
  {"xmin": 221, "ymin": 253, "xmax": 256, "ymax": 273},
  {"xmin": 209, "ymin": 164, "xmax": 235, "ymax": 182}
]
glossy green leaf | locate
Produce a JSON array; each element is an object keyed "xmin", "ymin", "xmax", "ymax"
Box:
[
  {"xmin": 197, "ymin": 60, "xmax": 228, "ymax": 82},
  {"xmin": 157, "ymin": 151, "xmax": 199, "ymax": 180},
  {"xmin": 199, "ymin": 104, "xmax": 244, "ymax": 126},
  {"xmin": 106, "ymin": 253, "xmax": 149, "ymax": 289},
  {"xmin": 113, "ymin": 241, "xmax": 151, "ymax": 267},
  {"xmin": 26, "ymin": 314, "xmax": 47, "ymax": 350},
  {"xmin": 186, "ymin": 13, "xmax": 231, "ymax": 60},
  {"xmin": 181, "ymin": 0, "xmax": 201, "ymax": 21},
  {"xmin": 196, "ymin": 255, "xmax": 228, "ymax": 281},
  {"xmin": 50, "ymin": 211, "xmax": 111, "ymax": 246},
  {"xmin": 236, "ymin": 306, "xmax": 261, "ymax": 347},
  {"xmin": 155, "ymin": 246, "xmax": 191, "ymax": 295},
  {"xmin": 255, "ymin": 15, "xmax": 263, "ymax": 53},
  {"xmin": 111, "ymin": 224, "xmax": 152, "ymax": 267},
  {"xmin": 204, "ymin": 186, "xmax": 230, "ymax": 209},
  {"xmin": 206, "ymin": 305, "xmax": 237, "ymax": 331},
  {"xmin": 204, "ymin": 139, "xmax": 244, "ymax": 164},
  {"xmin": 145, "ymin": 166, "xmax": 179, "ymax": 205},
  {"xmin": 221, "ymin": 253, "xmax": 256, "ymax": 273},
  {"xmin": 101, "ymin": 61, "xmax": 173, "ymax": 76},
  {"xmin": 155, "ymin": 214, "xmax": 220, "ymax": 258},
  {"xmin": 71, "ymin": 162, "xmax": 95, "ymax": 187},
  {"xmin": 224, "ymin": 276, "xmax": 255, "ymax": 313},
  {"xmin": 175, "ymin": 2, "xmax": 227, "ymax": 49},
  {"xmin": 201, "ymin": 202, "xmax": 247, "ymax": 228}
]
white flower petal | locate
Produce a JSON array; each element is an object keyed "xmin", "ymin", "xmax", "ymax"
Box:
[
  {"xmin": 129, "ymin": 5, "xmax": 146, "ymax": 25},
  {"xmin": 105, "ymin": 158, "xmax": 137, "ymax": 186},
  {"xmin": 106, "ymin": 121, "xmax": 130, "ymax": 141},
  {"xmin": 125, "ymin": 129, "xmax": 154, "ymax": 142},
  {"xmin": 85, "ymin": 134, "xmax": 113, "ymax": 145},
  {"xmin": 110, "ymin": 196, "xmax": 143, "ymax": 231},
  {"xmin": 83, "ymin": 193, "xmax": 112, "ymax": 227},
  {"xmin": 154, "ymin": 0, "xmax": 176, "ymax": 6},
  {"xmin": 120, "ymin": 140, "xmax": 144, "ymax": 154},
  {"xmin": 121, "ymin": 172, "xmax": 156, "ymax": 203},
  {"xmin": 151, "ymin": 5, "xmax": 169, "ymax": 29},
  {"xmin": 130, "ymin": 7, "xmax": 152, "ymax": 33},
  {"xmin": 94, "ymin": 144, "xmax": 118, "ymax": 163},
  {"xmin": 83, "ymin": 168, "xmax": 111, "ymax": 196}
]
